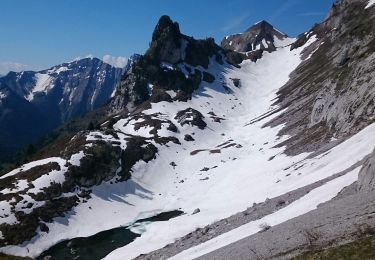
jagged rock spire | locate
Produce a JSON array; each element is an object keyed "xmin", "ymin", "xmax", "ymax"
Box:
[
  {"xmin": 145, "ymin": 15, "xmax": 183, "ymax": 64},
  {"xmin": 152, "ymin": 15, "xmax": 181, "ymax": 43}
]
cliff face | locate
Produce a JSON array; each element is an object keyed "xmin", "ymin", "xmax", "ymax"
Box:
[{"xmin": 266, "ymin": 0, "xmax": 375, "ymax": 155}]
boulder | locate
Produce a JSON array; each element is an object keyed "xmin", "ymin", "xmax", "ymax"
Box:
[{"xmin": 175, "ymin": 108, "xmax": 207, "ymax": 130}]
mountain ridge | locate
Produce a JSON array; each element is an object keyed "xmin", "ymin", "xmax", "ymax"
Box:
[
  {"xmin": 0, "ymin": 12, "xmax": 314, "ymax": 256},
  {"xmin": 1, "ymin": 0, "xmax": 375, "ymax": 259},
  {"xmin": 0, "ymin": 55, "xmax": 138, "ymax": 162}
]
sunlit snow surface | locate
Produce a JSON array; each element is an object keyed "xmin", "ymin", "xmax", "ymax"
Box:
[
  {"xmin": 26, "ymin": 73, "xmax": 55, "ymax": 101},
  {"xmin": 366, "ymin": 0, "xmax": 375, "ymax": 9},
  {"xmin": 169, "ymin": 167, "xmax": 360, "ymax": 259},
  {"xmin": 0, "ymin": 154, "xmax": 85, "ymax": 226},
  {"xmin": 2, "ymin": 36, "xmax": 375, "ymax": 259}
]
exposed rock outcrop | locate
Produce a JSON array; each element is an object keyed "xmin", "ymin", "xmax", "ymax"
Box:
[
  {"xmin": 266, "ymin": 0, "xmax": 375, "ymax": 155},
  {"xmin": 357, "ymin": 148, "xmax": 375, "ymax": 192},
  {"xmin": 175, "ymin": 108, "xmax": 207, "ymax": 130},
  {"xmin": 110, "ymin": 16, "xmax": 255, "ymax": 113}
]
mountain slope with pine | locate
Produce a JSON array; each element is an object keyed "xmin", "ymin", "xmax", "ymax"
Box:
[{"xmin": 0, "ymin": 56, "xmax": 139, "ymax": 163}]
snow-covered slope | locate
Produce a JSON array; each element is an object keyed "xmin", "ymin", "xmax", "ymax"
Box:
[
  {"xmin": 366, "ymin": 0, "xmax": 375, "ymax": 8},
  {"xmin": 0, "ymin": 1, "xmax": 374, "ymax": 259},
  {"xmin": 168, "ymin": 167, "xmax": 360, "ymax": 259},
  {"xmin": 1, "ymin": 30, "xmax": 312, "ymax": 258}
]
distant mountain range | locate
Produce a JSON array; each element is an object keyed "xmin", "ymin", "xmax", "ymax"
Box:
[{"xmin": 0, "ymin": 55, "xmax": 139, "ymax": 161}]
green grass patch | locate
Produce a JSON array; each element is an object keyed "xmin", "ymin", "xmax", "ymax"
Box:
[
  {"xmin": 294, "ymin": 236, "xmax": 375, "ymax": 260},
  {"xmin": 0, "ymin": 253, "xmax": 32, "ymax": 260}
]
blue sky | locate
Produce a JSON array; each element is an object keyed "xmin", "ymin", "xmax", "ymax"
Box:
[{"xmin": 0, "ymin": 0, "xmax": 334, "ymax": 74}]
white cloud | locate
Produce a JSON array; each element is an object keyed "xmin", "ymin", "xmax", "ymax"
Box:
[
  {"xmin": 0, "ymin": 61, "xmax": 33, "ymax": 75},
  {"xmin": 102, "ymin": 55, "xmax": 128, "ymax": 68},
  {"xmin": 71, "ymin": 54, "xmax": 95, "ymax": 62},
  {"xmin": 268, "ymin": 0, "xmax": 298, "ymax": 23},
  {"xmin": 221, "ymin": 13, "xmax": 250, "ymax": 32},
  {"xmin": 297, "ymin": 12, "xmax": 326, "ymax": 17}
]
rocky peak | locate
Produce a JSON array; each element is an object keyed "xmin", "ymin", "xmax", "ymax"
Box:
[
  {"xmin": 247, "ymin": 20, "xmax": 275, "ymax": 33},
  {"xmin": 146, "ymin": 15, "xmax": 183, "ymax": 64},
  {"xmin": 151, "ymin": 15, "xmax": 181, "ymax": 43},
  {"xmin": 221, "ymin": 20, "xmax": 287, "ymax": 53},
  {"xmin": 112, "ymin": 15, "xmax": 225, "ymax": 112},
  {"xmin": 111, "ymin": 15, "xmax": 255, "ymax": 113}
]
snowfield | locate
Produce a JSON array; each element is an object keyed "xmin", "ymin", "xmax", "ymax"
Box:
[
  {"xmin": 0, "ymin": 91, "xmax": 6, "ymax": 99},
  {"xmin": 26, "ymin": 73, "xmax": 55, "ymax": 101},
  {"xmin": 169, "ymin": 167, "xmax": 360, "ymax": 260},
  {"xmin": 2, "ymin": 34, "xmax": 375, "ymax": 260},
  {"xmin": 366, "ymin": 0, "xmax": 375, "ymax": 9},
  {"xmin": 1, "ymin": 157, "xmax": 67, "ymax": 179},
  {"xmin": 0, "ymin": 154, "xmax": 84, "ymax": 226}
]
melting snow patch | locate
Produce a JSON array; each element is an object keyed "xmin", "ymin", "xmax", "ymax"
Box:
[
  {"xmin": 1, "ymin": 179, "xmax": 29, "ymax": 194},
  {"xmin": 0, "ymin": 91, "xmax": 6, "ymax": 99},
  {"xmin": 262, "ymin": 39, "xmax": 268, "ymax": 48},
  {"xmin": 0, "ymin": 199, "xmax": 19, "ymax": 224},
  {"xmin": 366, "ymin": 0, "xmax": 375, "ymax": 8},
  {"xmin": 0, "ymin": 157, "xmax": 67, "ymax": 179},
  {"xmin": 48, "ymin": 66, "xmax": 69, "ymax": 74},
  {"xmin": 160, "ymin": 62, "xmax": 175, "ymax": 71},
  {"xmin": 26, "ymin": 73, "xmax": 55, "ymax": 101},
  {"xmin": 69, "ymin": 151, "xmax": 85, "ymax": 166},
  {"xmin": 166, "ymin": 90, "xmax": 177, "ymax": 99},
  {"xmin": 147, "ymin": 83, "xmax": 154, "ymax": 95},
  {"xmin": 27, "ymin": 169, "xmax": 66, "ymax": 194},
  {"xmin": 113, "ymin": 118, "xmax": 154, "ymax": 138}
]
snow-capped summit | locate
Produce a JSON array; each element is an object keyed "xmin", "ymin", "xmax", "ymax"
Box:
[
  {"xmin": 221, "ymin": 20, "xmax": 288, "ymax": 52},
  {"xmin": 0, "ymin": 56, "xmax": 137, "ymax": 162},
  {"xmin": 1, "ymin": 57, "xmax": 124, "ymax": 120}
]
